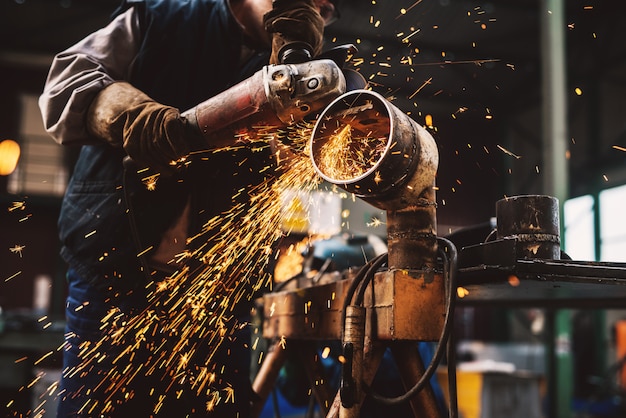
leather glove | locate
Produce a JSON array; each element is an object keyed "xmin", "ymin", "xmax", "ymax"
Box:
[
  {"xmin": 86, "ymin": 81, "xmax": 198, "ymax": 172},
  {"xmin": 263, "ymin": 0, "xmax": 325, "ymax": 64}
]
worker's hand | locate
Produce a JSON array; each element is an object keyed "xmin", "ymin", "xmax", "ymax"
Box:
[
  {"xmin": 86, "ymin": 82, "xmax": 198, "ymax": 172},
  {"xmin": 263, "ymin": 0, "xmax": 325, "ymax": 65}
]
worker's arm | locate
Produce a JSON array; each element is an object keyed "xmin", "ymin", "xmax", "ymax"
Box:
[
  {"xmin": 40, "ymin": 2, "xmax": 340, "ymax": 173},
  {"xmin": 38, "ymin": 8, "xmax": 140, "ymax": 147}
]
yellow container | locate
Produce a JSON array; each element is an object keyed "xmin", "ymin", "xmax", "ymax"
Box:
[{"xmin": 437, "ymin": 367, "xmax": 542, "ymax": 418}]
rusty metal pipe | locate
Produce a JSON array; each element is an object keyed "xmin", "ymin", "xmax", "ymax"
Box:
[
  {"xmin": 309, "ymin": 89, "xmax": 439, "ymax": 270},
  {"xmin": 310, "ymin": 90, "xmax": 444, "ymax": 416},
  {"xmin": 496, "ymin": 194, "xmax": 561, "ymax": 259},
  {"xmin": 339, "ymin": 305, "xmax": 366, "ymax": 418},
  {"xmin": 251, "ymin": 341, "xmax": 289, "ymax": 417}
]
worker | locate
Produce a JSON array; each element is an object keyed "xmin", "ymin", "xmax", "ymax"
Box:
[{"xmin": 38, "ymin": 0, "xmax": 343, "ymax": 416}]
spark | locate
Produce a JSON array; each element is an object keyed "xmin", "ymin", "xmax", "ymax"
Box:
[
  {"xmin": 409, "ymin": 58, "xmax": 500, "ymax": 67},
  {"xmin": 224, "ymin": 385, "xmax": 235, "ymax": 403},
  {"xmin": 5, "ymin": 271, "xmax": 21, "ymax": 282},
  {"xmin": 34, "ymin": 351, "xmax": 54, "ymax": 366},
  {"xmin": 395, "ymin": 0, "xmax": 422, "ymax": 19},
  {"xmin": 366, "ymin": 217, "xmax": 385, "ymax": 228},
  {"xmin": 508, "ymin": 275, "xmax": 521, "ymax": 287},
  {"xmin": 401, "ymin": 28, "xmax": 421, "ymax": 43},
  {"xmin": 8, "ymin": 201, "xmax": 25, "ymax": 212},
  {"xmin": 9, "ymin": 244, "xmax": 25, "ymax": 257},
  {"xmin": 408, "ymin": 77, "xmax": 432, "ymax": 100},
  {"xmin": 496, "ymin": 144, "xmax": 522, "ymax": 159},
  {"xmin": 612, "ymin": 145, "xmax": 626, "ymax": 152},
  {"xmin": 457, "ymin": 287, "xmax": 470, "ymax": 298},
  {"xmin": 142, "ymin": 174, "xmax": 159, "ymax": 191},
  {"xmin": 136, "ymin": 246, "xmax": 154, "ymax": 258},
  {"xmin": 321, "ymin": 346, "xmax": 331, "ymax": 359}
]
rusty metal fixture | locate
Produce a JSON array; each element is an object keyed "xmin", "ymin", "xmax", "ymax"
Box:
[
  {"xmin": 340, "ymin": 305, "xmax": 366, "ymax": 417},
  {"xmin": 496, "ymin": 195, "xmax": 561, "ymax": 259},
  {"xmin": 309, "ymin": 90, "xmax": 446, "ymax": 416},
  {"xmin": 309, "ymin": 89, "xmax": 439, "ymax": 271}
]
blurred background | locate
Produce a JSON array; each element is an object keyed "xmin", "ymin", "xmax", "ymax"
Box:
[{"xmin": 2, "ymin": 0, "xmax": 626, "ymax": 416}]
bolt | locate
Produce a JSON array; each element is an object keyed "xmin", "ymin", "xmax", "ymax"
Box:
[{"xmin": 307, "ymin": 78, "xmax": 319, "ymax": 90}]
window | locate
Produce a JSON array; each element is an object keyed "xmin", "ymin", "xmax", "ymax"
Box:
[
  {"xmin": 563, "ymin": 194, "xmax": 595, "ymax": 261},
  {"xmin": 599, "ymin": 184, "xmax": 626, "ymax": 262},
  {"xmin": 564, "ymin": 184, "xmax": 626, "ymax": 262}
]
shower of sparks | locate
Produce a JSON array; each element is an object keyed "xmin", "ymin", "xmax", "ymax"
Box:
[
  {"xmin": 315, "ymin": 124, "xmax": 387, "ymax": 181},
  {"xmin": 51, "ymin": 123, "xmax": 322, "ymax": 416}
]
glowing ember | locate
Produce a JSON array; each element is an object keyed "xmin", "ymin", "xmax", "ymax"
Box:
[
  {"xmin": 456, "ymin": 287, "xmax": 470, "ymax": 298},
  {"xmin": 507, "ymin": 275, "xmax": 521, "ymax": 287}
]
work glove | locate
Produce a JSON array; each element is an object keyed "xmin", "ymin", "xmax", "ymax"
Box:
[
  {"xmin": 263, "ymin": 0, "xmax": 325, "ymax": 64},
  {"xmin": 86, "ymin": 81, "xmax": 196, "ymax": 172}
]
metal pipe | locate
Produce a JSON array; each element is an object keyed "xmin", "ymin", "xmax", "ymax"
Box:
[
  {"xmin": 309, "ymin": 89, "xmax": 439, "ymax": 271},
  {"xmin": 496, "ymin": 194, "xmax": 561, "ymax": 259},
  {"xmin": 339, "ymin": 305, "xmax": 366, "ymax": 418},
  {"xmin": 250, "ymin": 341, "xmax": 289, "ymax": 417},
  {"xmin": 310, "ymin": 90, "xmax": 444, "ymax": 417}
]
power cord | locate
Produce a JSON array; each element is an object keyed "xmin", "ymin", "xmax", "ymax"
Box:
[{"xmin": 341, "ymin": 237, "xmax": 459, "ymax": 417}]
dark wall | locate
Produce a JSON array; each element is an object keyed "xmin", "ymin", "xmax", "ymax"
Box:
[
  {"xmin": 0, "ymin": 65, "xmax": 65, "ymax": 317},
  {"xmin": 0, "ymin": 196, "xmax": 64, "ymax": 315}
]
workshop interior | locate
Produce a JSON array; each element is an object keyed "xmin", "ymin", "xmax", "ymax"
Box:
[{"xmin": 2, "ymin": 0, "xmax": 626, "ymax": 417}]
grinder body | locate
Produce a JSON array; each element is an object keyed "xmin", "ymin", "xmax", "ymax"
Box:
[{"xmin": 182, "ymin": 59, "xmax": 346, "ymax": 149}]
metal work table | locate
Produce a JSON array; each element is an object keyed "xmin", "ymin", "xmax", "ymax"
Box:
[
  {"xmin": 456, "ymin": 237, "xmax": 626, "ymax": 309},
  {"xmin": 253, "ymin": 235, "xmax": 626, "ymax": 418}
]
